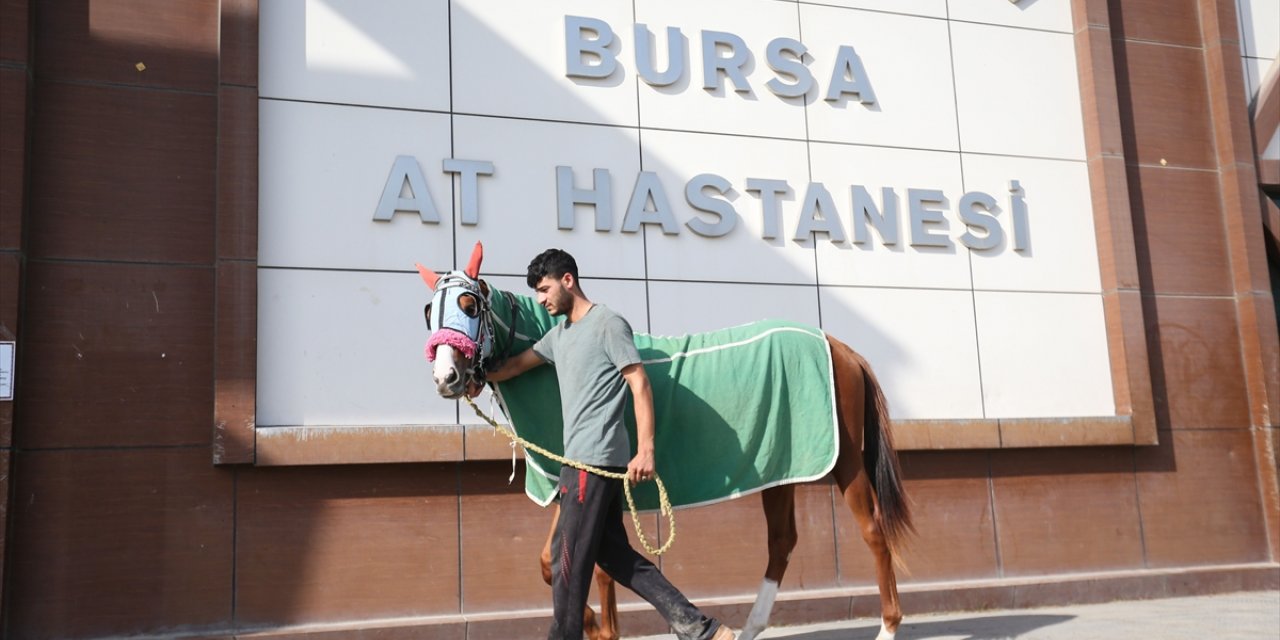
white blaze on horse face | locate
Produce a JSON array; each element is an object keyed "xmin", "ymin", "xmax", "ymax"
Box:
[
  {"xmin": 739, "ymin": 578, "xmax": 778, "ymax": 640},
  {"xmin": 432, "ymin": 345, "xmax": 464, "ymax": 396}
]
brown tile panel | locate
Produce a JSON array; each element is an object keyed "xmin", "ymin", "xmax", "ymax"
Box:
[
  {"xmin": 990, "ymin": 447, "xmax": 1145, "ymax": 576},
  {"xmin": 891, "ymin": 419, "xmax": 1001, "ymax": 450},
  {"xmin": 1146, "ymin": 296, "xmax": 1251, "ymax": 429},
  {"xmin": 1127, "ymin": 167, "xmax": 1232, "ymax": 297},
  {"xmin": 888, "ymin": 452, "xmax": 998, "ymax": 584},
  {"xmin": 214, "ymin": 261, "xmax": 255, "ymax": 464},
  {"xmin": 218, "ymin": 85, "xmax": 257, "ymax": 261},
  {"xmin": 1107, "ymin": 0, "xmax": 1202, "ymax": 47},
  {"xmin": 255, "ymin": 426, "xmax": 464, "ymax": 466},
  {"xmin": 1135, "ymin": 430, "xmax": 1270, "ymax": 566},
  {"xmin": 19, "ymin": 261, "xmax": 214, "ymax": 448},
  {"xmin": 235, "ymin": 463, "xmax": 461, "ymax": 627},
  {"xmin": 6, "ymin": 448, "xmax": 234, "ymax": 638},
  {"xmin": 1235, "ymin": 292, "xmax": 1280, "ymax": 429},
  {"xmin": 459, "ymin": 461, "xmax": 589, "ymax": 612},
  {"xmin": 0, "ymin": 66, "xmax": 26, "ymax": 250},
  {"xmin": 1102, "ymin": 290, "xmax": 1157, "ymax": 441},
  {"xmin": 1087, "ymin": 156, "xmax": 1141, "ymax": 291},
  {"xmin": 1114, "ymin": 42, "xmax": 1214, "ymax": 170},
  {"xmin": 660, "ymin": 483, "xmax": 837, "ymax": 598},
  {"xmin": 0, "ymin": 0, "xmax": 29, "ymax": 64},
  {"xmin": 221, "ymin": 0, "xmax": 258, "ymax": 87},
  {"xmin": 34, "ymin": 0, "xmax": 218, "ymax": 91},
  {"xmin": 28, "ymin": 81, "xmax": 216, "ymax": 263},
  {"xmin": 1070, "ymin": 0, "xmax": 1111, "ymax": 32},
  {"xmin": 998, "ymin": 417, "xmax": 1134, "ymax": 448},
  {"xmin": 1076, "ymin": 28, "xmax": 1126, "ymax": 161},
  {"xmin": 1252, "ymin": 427, "xmax": 1280, "ymax": 561},
  {"xmin": 0, "ymin": 450, "xmax": 8, "ymax": 614}
]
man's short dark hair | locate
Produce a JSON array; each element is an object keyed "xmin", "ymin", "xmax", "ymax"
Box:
[{"xmin": 526, "ymin": 248, "xmax": 580, "ymax": 289}]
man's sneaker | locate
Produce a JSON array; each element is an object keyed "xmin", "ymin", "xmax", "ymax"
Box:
[{"xmin": 710, "ymin": 625, "xmax": 735, "ymax": 640}]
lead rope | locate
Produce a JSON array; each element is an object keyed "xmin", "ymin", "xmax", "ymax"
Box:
[{"xmin": 463, "ymin": 395, "xmax": 677, "ymax": 556}]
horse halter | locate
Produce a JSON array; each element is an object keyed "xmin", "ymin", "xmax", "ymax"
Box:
[{"xmin": 424, "ymin": 272, "xmax": 495, "ymax": 370}]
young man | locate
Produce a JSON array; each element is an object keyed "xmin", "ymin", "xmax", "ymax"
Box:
[{"xmin": 482, "ymin": 249, "xmax": 734, "ymax": 640}]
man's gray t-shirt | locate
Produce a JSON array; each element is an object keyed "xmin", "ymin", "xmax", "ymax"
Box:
[{"xmin": 532, "ymin": 305, "xmax": 642, "ymax": 467}]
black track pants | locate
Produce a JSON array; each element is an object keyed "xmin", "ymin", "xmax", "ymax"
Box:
[{"xmin": 547, "ymin": 467, "xmax": 722, "ymax": 640}]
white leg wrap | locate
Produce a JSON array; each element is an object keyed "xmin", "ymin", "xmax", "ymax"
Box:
[
  {"xmin": 738, "ymin": 578, "xmax": 778, "ymax": 640},
  {"xmin": 875, "ymin": 622, "xmax": 896, "ymax": 640}
]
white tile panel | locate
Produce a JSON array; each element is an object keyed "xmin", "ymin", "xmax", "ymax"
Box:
[
  {"xmin": 638, "ymin": 129, "xmax": 817, "ymax": 284},
  {"xmin": 819, "ymin": 286, "xmax": 985, "ymax": 420},
  {"xmin": 963, "ymin": 154, "xmax": 1102, "ymax": 293},
  {"xmin": 810, "ymin": 142, "xmax": 972, "ymax": 289},
  {"xmin": 800, "ymin": 5, "xmax": 960, "ymax": 150},
  {"xmin": 633, "ymin": 0, "xmax": 808, "ymax": 139},
  {"xmin": 259, "ymin": 100, "xmax": 455, "ymax": 271},
  {"xmin": 948, "ymin": 0, "xmax": 1074, "ymax": 33},
  {"xmin": 974, "ymin": 291, "xmax": 1114, "ymax": 418},
  {"xmin": 258, "ymin": 268, "xmax": 459, "ymax": 426},
  {"xmin": 1237, "ymin": 0, "xmax": 1280, "ymax": 59},
  {"xmin": 798, "ymin": 0, "xmax": 948, "ymax": 20},
  {"xmin": 259, "ymin": 0, "xmax": 451, "ymax": 111},
  {"xmin": 451, "ymin": 115, "xmax": 646, "ymax": 279},
  {"xmin": 451, "ymin": 0, "xmax": 640, "ymax": 126},
  {"xmin": 951, "ymin": 22, "xmax": 1087, "ymax": 160},
  {"xmin": 647, "ymin": 281, "xmax": 819, "ymax": 336}
]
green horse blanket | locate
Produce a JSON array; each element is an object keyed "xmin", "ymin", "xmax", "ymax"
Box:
[{"xmin": 486, "ymin": 286, "xmax": 838, "ymax": 511}]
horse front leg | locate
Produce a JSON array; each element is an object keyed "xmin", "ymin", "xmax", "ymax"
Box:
[
  {"xmin": 740, "ymin": 485, "xmax": 798, "ymax": 640},
  {"xmin": 542, "ymin": 504, "xmax": 610, "ymax": 640}
]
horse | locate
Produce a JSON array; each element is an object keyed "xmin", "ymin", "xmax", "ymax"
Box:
[{"xmin": 417, "ymin": 242, "xmax": 912, "ymax": 640}]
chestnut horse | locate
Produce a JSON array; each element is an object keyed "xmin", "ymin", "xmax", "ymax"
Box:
[{"xmin": 418, "ymin": 243, "xmax": 912, "ymax": 640}]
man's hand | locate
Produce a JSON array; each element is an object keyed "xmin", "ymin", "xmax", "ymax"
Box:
[{"xmin": 627, "ymin": 447, "xmax": 655, "ymax": 484}]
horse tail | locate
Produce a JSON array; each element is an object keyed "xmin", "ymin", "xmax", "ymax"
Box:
[{"xmin": 857, "ymin": 352, "xmax": 914, "ymax": 555}]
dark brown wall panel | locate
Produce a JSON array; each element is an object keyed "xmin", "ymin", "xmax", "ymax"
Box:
[
  {"xmin": 0, "ymin": 253, "xmax": 16, "ymax": 446},
  {"xmin": 6, "ymin": 448, "xmax": 234, "ymax": 639},
  {"xmin": 1108, "ymin": 0, "xmax": 1203, "ymax": 47},
  {"xmin": 659, "ymin": 483, "xmax": 837, "ymax": 599},
  {"xmin": 0, "ymin": 65, "xmax": 26, "ymax": 250},
  {"xmin": 18, "ymin": 261, "xmax": 214, "ymax": 448},
  {"xmin": 1115, "ymin": 42, "xmax": 1214, "ymax": 170},
  {"xmin": 34, "ymin": 0, "xmax": 217, "ymax": 92},
  {"xmin": 218, "ymin": 85, "xmax": 258, "ymax": 262},
  {"xmin": 235, "ymin": 464, "xmax": 462, "ymax": 627},
  {"xmin": 1147, "ymin": 296, "xmax": 1251, "ymax": 429},
  {"xmin": 220, "ymin": 0, "xmax": 258, "ymax": 87},
  {"xmin": 1128, "ymin": 167, "xmax": 1233, "ymax": 296},
  {"xmin": 459, "ymin": 462, "xmax": 558, "ymax": 612},
  {"xmin": 28, "ymin": 81, "xmax": 215, "ymax": 264},
  {"xmin": 990, "ymin": 447, "xmax": 1145, "ymax": 576},
  {"xmin": 1136, "ymin": 429, "xmax": 1269, "ymax": 567},
  {"xmin": 0, "ymin": 0, "xmax": 29, "ymax": 64},
  {"xmin": 873, "ymin": 452, "xmax": 1000, "ymax": 584}
]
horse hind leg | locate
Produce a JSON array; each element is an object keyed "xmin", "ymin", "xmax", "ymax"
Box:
[
  {"xmin": 837, "ymin": 471, "xmax": 902, "ymax": 640},
  {"xmin": 740, "ymin": 485, "xmax": 797, "ymax": 640}
]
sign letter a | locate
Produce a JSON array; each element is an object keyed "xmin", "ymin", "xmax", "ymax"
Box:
[{"xmin": 374, "ymin": 155, "xmax": 441, "ymax": 223}]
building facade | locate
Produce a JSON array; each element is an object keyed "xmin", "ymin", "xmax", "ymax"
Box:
[{"xmin": 1, "ymin": 0, "xmax": 1278, "ymax": 638}]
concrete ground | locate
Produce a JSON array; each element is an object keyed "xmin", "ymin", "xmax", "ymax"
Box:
[{"xmin": 632, "ymin": 590, "xmax": 1280, "ymax": 639}]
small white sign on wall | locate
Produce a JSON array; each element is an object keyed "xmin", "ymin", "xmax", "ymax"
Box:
[{"xmin": 0, "ymin": 341, "xmax": 14, "ymax": 401}]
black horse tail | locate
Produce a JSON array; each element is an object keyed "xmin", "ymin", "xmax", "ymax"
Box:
[{"xmin": 858, "ymin": 353, "xmax": 914, "ymax": 556}]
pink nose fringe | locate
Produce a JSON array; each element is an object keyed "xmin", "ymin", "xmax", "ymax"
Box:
[{"xmin": 425, "ymin": 330, "xmax": 478, "ymax": 362}]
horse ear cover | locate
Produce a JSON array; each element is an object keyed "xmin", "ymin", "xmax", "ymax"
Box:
[
  {"xmin": 415, "ymin": 263, "xmax": 440, "ymax": 290},
  {"xmin": 464, "ymin": 242, "xmax": 484, "ymax": 279}
]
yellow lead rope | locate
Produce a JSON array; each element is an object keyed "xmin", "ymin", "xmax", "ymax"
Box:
[{"xmin": 464, "ymin": 396, "xmax": 676, "ymax": 555}]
